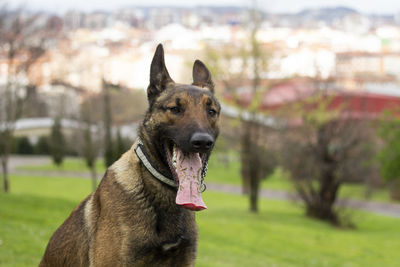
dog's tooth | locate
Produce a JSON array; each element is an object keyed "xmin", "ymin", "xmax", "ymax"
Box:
[
  {"xmin": 172, "ymin": 145, "xmax": 176, "ymax": 161},
  {"xmin": 171, "ymin": 144, "xmax": 177, "ymax": 169}
]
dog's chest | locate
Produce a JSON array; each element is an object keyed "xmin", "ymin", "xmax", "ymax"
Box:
[
  {"xmin": 128, "ymin": 235, "xmax": 194, "ymax": 266},
  {"xmin": 126, "ymin": 208, "xmax": 197, "ymax": 264},
  {"xmin": 153, "ymin": 210, "xmax": 195, "ymax": 250}
]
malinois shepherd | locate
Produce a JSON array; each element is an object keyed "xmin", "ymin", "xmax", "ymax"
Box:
[{"xmin": 39, "ymin": 44, "xmax": 220, "ymax": 266}]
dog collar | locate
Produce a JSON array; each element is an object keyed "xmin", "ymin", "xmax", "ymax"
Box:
[{"xmin": 134, "ymin": 139, "xmax": 178, "ymax": 188}]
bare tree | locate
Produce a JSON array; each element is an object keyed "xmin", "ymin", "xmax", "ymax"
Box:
[
  {"xmin": 79, "ymin": 96, "xmax": 101, "ymax": 191},
  {"xmin": 204, "ymin": 1, "xmax": 273, "ymax": 213},
  {"xmin": 279, "ymin": 93, "xmax": 376, "ymax": 226},
  {"xmin": 241, "ymin": 1, "xmax": 269, "ymax": 213},
  {"xmin": 0, "ymin": 6, "xmax": 59, "ymax": 192},
  {"xmin": 102, "ymin": 79, "xmax": 126, "ymax": 167},
  {"xmin": 102, "ymin": 78, "xmax": 115, "ymax": 167}
]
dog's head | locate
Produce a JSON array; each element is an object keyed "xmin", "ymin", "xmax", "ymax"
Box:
[{"xmin": 141, "ymin": 44, "xmax": 220, "ymax": 211}]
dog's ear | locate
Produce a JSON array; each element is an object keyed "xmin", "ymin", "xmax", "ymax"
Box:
[
  {"xmin": 147, "ymin": 44, "xmax": 174, "ymax": 106},
  {"xmin": 192, "ymin": 60, "xmax": 214, "ymax": 93}
]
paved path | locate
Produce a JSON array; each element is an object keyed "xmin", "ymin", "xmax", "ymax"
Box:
[
  {"xmin": 8, "ymin": 156, "xmax": 400, "ymax": 219},
  {"xmin": 207, "ymin": 183, "xmax": 400, "ymax": 219},
  {"xmin": 7, "ymin": 155, "xmax": 51, "ymax": 172}
]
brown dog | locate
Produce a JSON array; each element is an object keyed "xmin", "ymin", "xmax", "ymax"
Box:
[{"xmin": 39, "ymin": 44, "xmax": 220, "ymax": 266}]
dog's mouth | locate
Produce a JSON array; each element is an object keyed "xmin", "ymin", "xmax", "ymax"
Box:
[{"xmin": 164, "ymin": 140, "xmax": 208, "ymax": 211}]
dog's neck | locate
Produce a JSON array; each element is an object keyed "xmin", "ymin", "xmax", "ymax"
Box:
[
  {"xmin": 136, "ymin": 128, "xmax": 177, "ymax": 188},
  {"xmin": 134, "ymin": 138, "xmax": 177, "ymax": 188}
]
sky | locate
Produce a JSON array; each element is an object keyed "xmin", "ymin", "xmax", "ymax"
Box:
[{"xmin": 5, "ymin": 0, "xmax": 400, "ymax": 15}]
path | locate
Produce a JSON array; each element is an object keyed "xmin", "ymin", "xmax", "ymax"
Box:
[
  {"xmin": 8, "ymin": 155, "xmax": 51, "ymax": 172},
  {"xmin": 8, "ymin": 156, "xmax": 400, "ymax": 219},
  {"xmin": 207, "ymin": 183, "xmax": 400, "ymax": 219}
]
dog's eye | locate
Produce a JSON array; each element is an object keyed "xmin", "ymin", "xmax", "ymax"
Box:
[
  {"xmin": 168, "ymin": 106, "xmax": 182, "ymax": 114},
  {"xmin": 208, "ymin": 109, "xmax": 217, "ymax": 117}
]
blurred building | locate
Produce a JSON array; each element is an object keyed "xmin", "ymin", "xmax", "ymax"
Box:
[
  {"xmin": 13, "ymin": 118, "xmax": 80, "ymax": 144},
  {"xmin": 336, "ymin": 52, "xmax": 400, "ymax": 78},
  {"xmin": 64, "ymin": 10, "xmax": 85, "ymax": 29},
  {"xmin": 148, "ymin": 8, "xmax": 178, "ymax": 29},
  {"xmin": 13, "ymin": 117, "xmax": 138, "ymax": 145},
  {"xmin": 224, "ymin": 76, "xmax": 400, "ymax": 119}
]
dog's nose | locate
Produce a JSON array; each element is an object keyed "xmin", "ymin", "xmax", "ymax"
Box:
[{"xmin": 190, "ymin": 132, "xmax": 214, "ymax": 152}]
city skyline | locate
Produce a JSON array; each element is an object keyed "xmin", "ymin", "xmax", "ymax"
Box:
[{"xmin": 6, "ymin": 0, "xmax": 400, "ymax": 15}]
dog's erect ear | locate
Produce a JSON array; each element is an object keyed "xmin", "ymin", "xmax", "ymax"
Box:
[
  {"xmin": 192, "ymin": 60, "xmax": 214, "ymax": 93},
  {"xmin": 147, "ymin": 44, "xmax": 174, "ymax": 105}
]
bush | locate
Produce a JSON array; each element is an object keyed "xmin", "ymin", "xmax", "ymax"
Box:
[
  {"xmin": 50, "ymin": 118, "xmax": 66, "ymax": 166},
  {"xmin": 35, "ymin": 136, "xmax": 50, "ymax": 155},
  {"xmin": 15, "ymin": 137, "xmax": 34, "ymax": 155},
  {"xmin": 378, "ymin": 112, "xmax": 400, "ymax": 201}
]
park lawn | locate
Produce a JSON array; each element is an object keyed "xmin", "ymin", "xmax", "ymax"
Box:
[
  {"xmin": 17, "ymin": 154, "xmax": 392, "ymax": 203},
  {"xmin": 1, "ymin": 175, "xmax": 400, "ymax": 266},
  {"xmin": 0, "ymin": 175, "xmax": 92, "ymax": 266},
  {"xmin": 197, "ymin": 192, "xmax": 400, "ymax": 267}
]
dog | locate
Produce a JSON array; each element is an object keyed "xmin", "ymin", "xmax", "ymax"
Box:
[{"xmin": 39, "ymin": 44, "xmax": 220, "ymax": 267}]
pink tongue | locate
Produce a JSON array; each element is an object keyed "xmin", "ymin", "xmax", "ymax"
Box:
[{"xmin": 175, "ymin": 148, "xmax": 207, "ymax": 211}]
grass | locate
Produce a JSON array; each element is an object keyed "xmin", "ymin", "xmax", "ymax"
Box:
[
  {"xmin": 17, "ymin": 153, "xmax": 393, "ymax": 203},
  {"xmin": 0, "ymin": 175, "xmax": 92, "ymax": 267},
  {"xmin": 197, "ymin": 192, "xmax": 400, "ymax": 267},
  {"xmin": 1, "ymin": 175, "xmax": 400, "ymax": 266}
]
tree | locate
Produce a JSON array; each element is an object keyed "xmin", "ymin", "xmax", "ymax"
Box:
[
  {"xmin": 115, "ymin": 127, "xmax": 128, "ymax": 159},
  {"xmin": 103, "ymin": 79, "xmax": 114, "ymax": 168},
  {"xmin": 279, "ymin": 93, "xmax": 375, "ymax": 226},
  {"xmin": 35, "ymin": 136, "xmax": 50, "ymax": 155},
  {"xmin": 377, "ymin": 112, "xmax": 400, "ymax": 201},
  {"xmin": 82, "ymin": 122, "xmax": 98, "ymax": 191},
  {"xmin": 15, "ymin": 137, "xmax": 34, "ymax": 154},
  {"xmin": 240, "ymin": 1, "xmax": 273, "ymax": 213},
  {"xmin": 0, "ymin": 6, "xmax": 59, "ymax": 192},
  {"xmin": 204, "ymin": 1, "xmax": 273, "ymax": 213},
  {"xmin": 50, "ymin": 117, "xmax": 66, "ymax": 166},
  {"xmin": 22, "ymin": 85, "xmax": 48, "ymax": 118},
  {"xmin": 102, "ymin": 79, "xmax": 127, "ymax": 167},
  {"xmin": 79, "ymin": 97, "xmax": 100, "ymax": 191}
]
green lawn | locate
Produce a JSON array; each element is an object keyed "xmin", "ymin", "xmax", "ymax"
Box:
[
  {"xmin": 0, "ymin": 176, "xmax": 92, "ymax": 266},
  {"xmin": 1, "ymin": 175, "xmax": 400, "ymax": 266},
  {"xmin": 197, "ymin": 192, "xmax": 400, "ymax": 267}
]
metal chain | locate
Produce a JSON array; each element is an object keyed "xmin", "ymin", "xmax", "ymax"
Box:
[{"xmin": 199, "ymin": 161, "xmax": 208, "ymax": 193}]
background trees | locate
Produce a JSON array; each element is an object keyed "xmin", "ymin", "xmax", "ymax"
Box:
[
  {"xmin": 81, "ymin": 118, "xmax": 99, "ymax": 191},
  {"xmin": 279, "ymin": 94, "xmax": 376, "ymax": 226},
  {"xmin": 378, "ymin": 112, "xmax": 400, "ymax": 201},
  {"xmin": 205, "ymin": 3, "xmax": 275, "ymax": 213},
  {"xmin": 0, "ymin": 6, "xmax": 59, "ymax": 192},
  {"xmin": 49, "ymin": 117, "xmax": 65, "ymax": 166},
  {"xmin": 79, "ymin": 94, "xmax": 102, "ymax": 191}
]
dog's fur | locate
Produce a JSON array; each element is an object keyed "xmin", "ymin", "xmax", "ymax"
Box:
[{"xmin": 39, "ymin": 44, "xmax": 220, "ymax": 267}]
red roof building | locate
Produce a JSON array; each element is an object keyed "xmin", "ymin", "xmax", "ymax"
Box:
[{"xmin": 224, "ymin": 77, "xmax": 400, "ymax": 119}]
